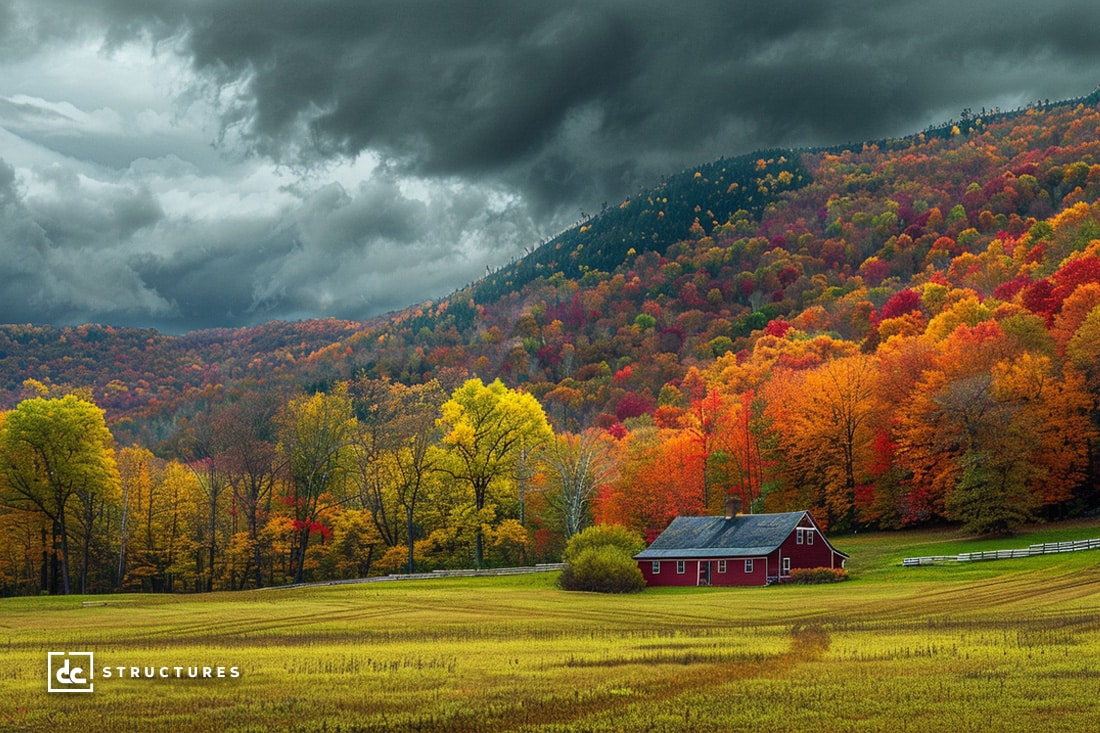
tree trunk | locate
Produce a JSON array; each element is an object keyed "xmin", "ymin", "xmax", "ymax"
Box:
[
  {"xmin": 406, "ymin": 505, "xmax": 415, "ymax": 574},
  {"xmin": 252, "ymin": 515, "xmax": 264, "ymax": 589},
  {"xmin": 207, "ymin": 496, "xmax": 217, "ymax": 592},
  {"xmin": 293, "ymin": 528, "xmax": 310, "ymax": 584},
  {"xmin": 57, "ymin": 512, "xmax": 72, "ymax": 596},
  {"xmin": 40, "ymin": 526, "xmax": 48, "ymax": 594}
]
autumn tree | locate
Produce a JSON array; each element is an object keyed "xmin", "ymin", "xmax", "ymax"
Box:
[
  {"xmin": 212, "ymin": 389, "xmax": 282, "ymax": 589},
  {"xmin": 678, "ymin": 378, "xmax": 731, "ymax": 514},
  {"xmin": 116, "ymin": 450, "xmax": 204, "ymax": 592},
  {"xmin": 896, "ymin": 347, "xmax": 1093, "ymax": 532},
  {"xmin": 0, "ymin": 395, "xmax": 121, "ymax": 594},
  {"xmin": 764, "ymin": 355, "xmax": 877, "ymax": 529},
  {"xmin": 386, "ymin": 381, "xmax": 446, "ymax": 573},
  {"xmin": 671, "ymin": 369, "xmax": 770, "ymax": 518},
  {"xmin": 595, "ymin": 425, "xmax": 705, "ymax": 538},
  {"xmin": 278, "ymin": 385, "xmax": 358, "ymax": 584},
  {"xmin": 116, "ymin": 446, "xmax": 155, "ymax": 589},
  {"xmin": 177, "ymin": 405, "xmax": 233, "ymax": 592},
  {"xmin": 541, "ymin": 429, "xmax": 617, "ymax": 539},
  {"xmin": 348, "ymin": 378, "xmax": 403, "ymax": 549},
  {"xmin": 437, "ymin": 378, "xmax": 552, "ymax": 567},
  {"xmin": 1067, "ymin": 304, "xmax": 1100, "ymax": 488}
]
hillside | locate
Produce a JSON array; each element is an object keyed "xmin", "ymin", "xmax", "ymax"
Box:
[
  {"xmin": 305, "ymin": 92, "xmax": 1100, "ymax": 436},
  {"xmin": 3, "ymin": 92, "xmax": 1098, "ymax": 433},
  {"xmin": 2, "ymin": 90, "xmax": 1100, "ymax": 595}
]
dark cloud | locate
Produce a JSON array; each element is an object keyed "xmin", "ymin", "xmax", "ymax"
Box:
[
  {"xmin": 156, "ymin": 0, "xmax": 1100, "ymax": 214},
  {"xmin": 2, "ymin": 0, "xmax": 1099, "ymax": 331},
  {"xmin": 0, "ymin": 157, "xmax": 176, "ymax": 327}
]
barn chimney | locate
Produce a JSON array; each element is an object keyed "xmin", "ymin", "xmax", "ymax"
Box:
[{"xmin": 725, "ymin": 496, "xmax": 741, "ymax": 519}]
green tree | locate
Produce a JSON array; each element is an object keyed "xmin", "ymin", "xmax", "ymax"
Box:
[
  {"xmin": 944, "ymin": 450, "xmax": 1037, "ymax": 535},
  {"xmin": 0, "ymin": 395, "xmax": 121, "ymax": 594},
  {"xmin": 437, "ymin": 378, "xmax": 553, "ymax": 567}
]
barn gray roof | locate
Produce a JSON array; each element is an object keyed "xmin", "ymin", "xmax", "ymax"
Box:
[{"xmin": 634, "ymin": 511, "xmax": 817, "ymax": 560}]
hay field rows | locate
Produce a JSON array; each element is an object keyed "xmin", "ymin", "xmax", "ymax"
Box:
[{"xmin": 5, "ymin": 522, "xmax": 1100, "ymax": 732}]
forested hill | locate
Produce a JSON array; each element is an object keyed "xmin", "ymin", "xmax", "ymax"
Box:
[
  {"xmin": 3, "ymin": 89, "xmax": 1100, "ymax": 530},
  {"xmin": 470, "ymin": 149, "xmax": 809, "ymax": 304},
  {"xmin": 5, "ymin": 89, "xmax": 1100, "ymax": 598}
]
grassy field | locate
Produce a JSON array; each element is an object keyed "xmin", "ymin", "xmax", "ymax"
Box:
[{"xmin": 5, "ymin": 522, "xmax": 1100, "ymax": 732}]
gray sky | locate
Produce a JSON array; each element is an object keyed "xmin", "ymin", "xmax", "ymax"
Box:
[{"xmin": 1, "ymin": 0, "xmax": 1097, "ymax": 333}]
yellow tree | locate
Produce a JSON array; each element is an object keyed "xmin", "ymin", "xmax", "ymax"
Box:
[
  {"xmin": 157, "ymin": 460, "xmax": 205, "ymax": 592},
  {"xmin": 0, "ymin": 506, "xmax": 49, "ymax": 595},
  {"xmin": 116, "ymin": 449, "xmax": 205, "ymax": 592},
  {"xmin": 0, "ymin": 395, "xmax": 120, "ymax": 594},
  {"xmin": 437, "ymin": 378, "xmax": 552, "ymax": 568},
  {"xmin": 388, "ymin": 381, "xmax": 447, "ymax": 574},
  {"xmin": 116, "ymin": 446, "xmax": 156, "ymax": 589}
]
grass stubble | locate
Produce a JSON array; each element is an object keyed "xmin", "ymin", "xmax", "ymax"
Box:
[{"xmin": 4, "ymin": 522, "xmax": 1100, "ymax": 731}]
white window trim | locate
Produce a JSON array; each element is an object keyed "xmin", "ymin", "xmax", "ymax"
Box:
[
  {"xmin": 717, "ymin": 560, "xmax": 727, "ymax": 573},
  {"xmin": 676, "ymin": 560, "xmax": 685, "ymax": 574},
  {"xmin": 744, "ymin": 559, "xmax": 753, "ymax": 573},
  {"xmin": 782, "ymin": 557, "xmax": 791, "ymax": 574},
  {"xmin": 652, "ymin": 561, "xmax": 661, "ymax": 574}
]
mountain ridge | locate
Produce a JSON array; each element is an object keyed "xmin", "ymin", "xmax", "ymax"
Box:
[{"xmin": 2, "ymin": 88, "xmax": 1100, "ymax": 449}]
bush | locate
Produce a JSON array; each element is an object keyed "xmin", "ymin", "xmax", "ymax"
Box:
[
  {"xmin": 788, "ymin": 567, "xmax": 850, "ymax": 585},
  {"xmin": 561, "ymin": 524, "xmax": 645, "ymax": 565},
  {"xmin": 559, "ymin": 524, "xmax": 646, "ymax": 593},
  {"xmin": 559, "ymin": 546, "xmax": 646, "ymax": 594}
]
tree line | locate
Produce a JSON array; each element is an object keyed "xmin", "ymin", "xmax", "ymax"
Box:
[{"xmin": 0, "ymin": 377, "xmax": 590, "ymax": 595}]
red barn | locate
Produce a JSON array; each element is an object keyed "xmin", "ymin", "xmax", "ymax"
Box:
[{"xmin": 634, "ymin": 510, "xmax": 848, "ymax": 587}]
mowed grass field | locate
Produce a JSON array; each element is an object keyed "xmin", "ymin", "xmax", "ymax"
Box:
[{"xmin": 5, "ymin": 522, "xmax": 1100, "ymax": 732}]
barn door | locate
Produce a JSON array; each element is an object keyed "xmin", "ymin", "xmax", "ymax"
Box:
[{"xmin": 699, "ymin": 561, "xmax": 711, "ymax": 586}]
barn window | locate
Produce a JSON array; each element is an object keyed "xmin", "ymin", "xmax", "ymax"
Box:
[
  {"xmin": 782, "ymin": 557, "xmax": 791, "ymax": 574},
  {"xmin": 796, "ymin": 529, "xmax": 803, "ymax": 545},
  {"xmin": 718, "ymin": 560, "xmax": 727, "ymax": 573},
  {"xmin": 744, "ymin": 559, "xmax": 753, "ymax": 573},
  {"xmin": 652, "ymin": 561, "xmax": 661, "ymax": 574},
  {"xmin": 806, "ymin": 530, "xmax": 814, "ymax": 545},
  {"xmin": 676, "ymin": 561, "xmax": 685, "ymax": 574}
]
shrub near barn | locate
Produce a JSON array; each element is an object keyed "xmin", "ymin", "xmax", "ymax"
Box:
[
  {"xmin": 789, "ymin": 567, "xmax": 850, "ymax": 584},
  {"xmin": 559, "ymin": 525, "xmax": 646, "ymax": 593}
]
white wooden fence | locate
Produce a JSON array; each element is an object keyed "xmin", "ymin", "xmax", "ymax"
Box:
[{"xmin": 902, "ymin": 538, "xmax": 1100, "ymax": 566}]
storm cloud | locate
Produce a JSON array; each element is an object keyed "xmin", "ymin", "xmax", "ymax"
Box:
[{"xmin": 1, "ymin": 0, "xmax": 1098, "ymax": 331}]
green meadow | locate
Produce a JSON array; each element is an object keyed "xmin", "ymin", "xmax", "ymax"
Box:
[{"xmin": 5, "ymin": 522, "xmax": 1100, "ymax": 732}]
